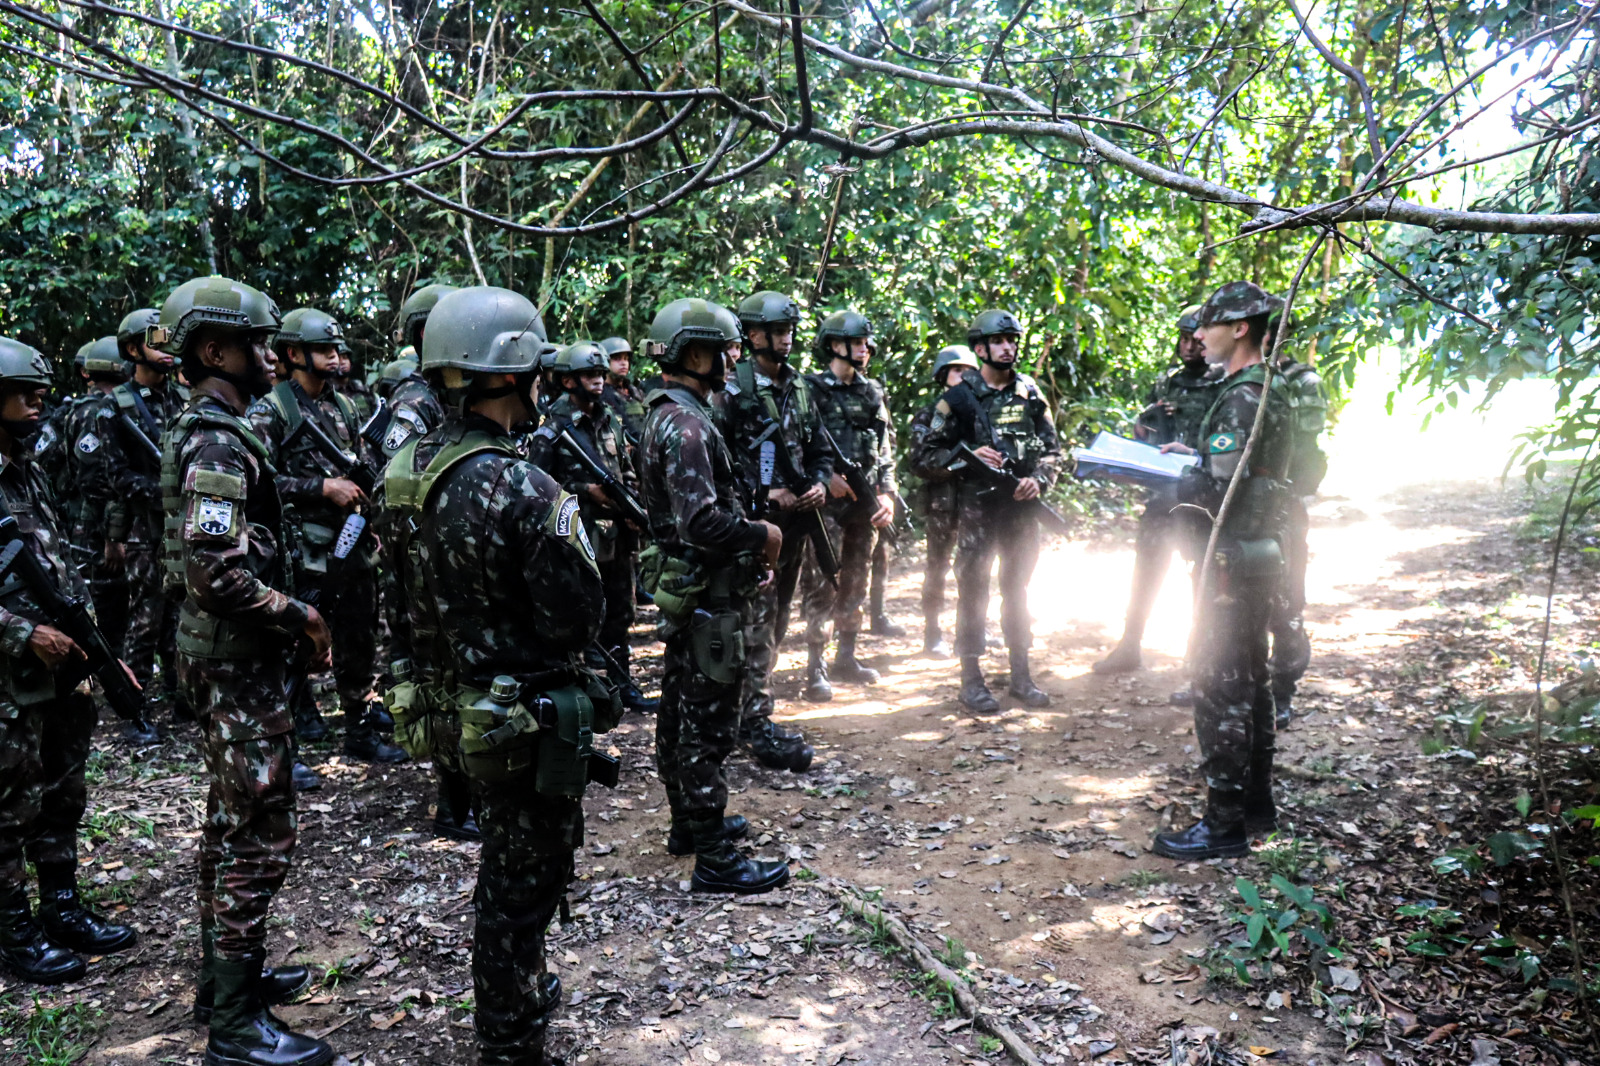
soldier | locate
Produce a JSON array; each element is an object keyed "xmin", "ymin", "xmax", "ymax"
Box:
[
  {"xmin": 374, "ymin": 348, "xmax": 417, "ymax": 403},
  {"xmin": 156, "ymin": 276, "xmax": 335, "ymax": 1064},
  {"xmin": 0, "ymin": 337, "xmax": 139, "ymax": 985},
  {"xmin": 526, "ymin": 342, "xmax": 656, "ymax": 713},
  {"xmin": 102, "ymin": 308, "xmax": 190, "ymax": 736},
  {"xmin": 720, "ymin": 290, "xmax": 829, "ymax": 771},
  {"xmin": 598, "ymin": 335, "xmax": 646, "ymax": 441},
  {"xmin": 637, "ymin": 298, "xmax": 789, "ymax": 892},
  {"xmin": 864, "ymin": 337, "xmax": 906, "ymax": 640},
  {"xmin": 247, "ymin": 309, "xmax": 405, "ymax": 765},
  {"xmin": 1093, "ymin": 305, "xmax": 1218, "ymax": 674},
  {"xmin": 914, "ymin": 310, "xmax": 1060, "ymax": 714},
  {"xmin": 800, "ymin": 311, "xmax": 897, "ymax": 697},
  {"xmin": 374, "ymin": 284, "xmax": 458, "ymax": 459},
  {"xmin": 1151, "ymin": 282, "xmax": 1293, "ymax": 860},
  {"xmin": 909, "ymin": 344, "xmax": 979, "ymax": 656},
  {"xmin": 383, "ymin": 286, "xmax": 611, "ymax": 1065}
]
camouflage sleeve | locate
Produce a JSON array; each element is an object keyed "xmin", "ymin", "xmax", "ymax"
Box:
[
  {"xmin": 1029, "ymin": 387, "xmax": 1062, "ymax": 491},
  {"xmin": 246, "ymin": 400, "xmax": 325, "ymax": 506},
  {"xmin": 500, "ymin": 464, "xmax": 605, "ymax": 654},
  {"xmin": 70, "ymin": 404, "xmax": 118, "ymax": 535},
  {"xmin": 797, "ymin": 380, "xmax": 833, "ymax": 489},
  {"xmin": 664, "ymin": 408, "xmax": 767, "ymax": 554},
  {"xmin": 1201, "ymin": 382, "xmax": 1282, "ymax": 482},
  {"xmin": 911, "ymin": 394, "xmax": 964, "ymax": 476},
  {"xmin": 875, "ymin": 392, "xmax": 898, "ymax": 496},
  {"xmin": 523, "ymin": 423, "xmax": 557, "ymax": 472},
  {"xmin": 179, "ymin": 436, "xmax": 309, "ymax": 633}
]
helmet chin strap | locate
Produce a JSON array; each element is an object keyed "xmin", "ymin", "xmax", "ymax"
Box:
[{"xmin": 672, "ymin": 363, "xmax": 727, "ymax": 392}]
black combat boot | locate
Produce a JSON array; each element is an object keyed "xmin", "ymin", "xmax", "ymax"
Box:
[
  {"xmin": 958, "ymin": 656, "xmax": 998, "ymax": 715},
  {"xmin": 1152, "ymin": 790, "xmax": 1250, "ymax": 860},
  {"xmin": 741, "ymin": 719, "xmax": 814, "ymax": 773},
  {"xmin": 290, "ymin": 762, "xmax": 323, "ymax": 792},
  {"xmin": 666, "ymin": 814, "xmax": 749, "ymax": 857},
  {"xmin": 831, "ymin": 633, "xmax": 880, "ymax": 685},
  {"xmin": 1007, "ymin": 650, "xmax": 1051, "ymax": 707},
  {"xmin": 1091, "ymin": 634, "xmax": 1143, "ymax": 674},
  {"xmin": 194, "ymin": 927, "xmax": 311, "ymax": 1026},
  {"xmin": 35, "ymin": 862, "xmax": 136, "ymax": 955},
  {"xmin": 343, "ymin": 703, "xmax": 408, "ymax": 764},
  {"xmin": 1244, "ymin": 748, "xmax": 1278, "ymax": 835},
  {"xmin": 689, "ymin": 815, "xmax": 789, "ymax": 895},
  {"xmin": 0, "ymin": 888, "xmax": 84, "ymax": 984},
  {"xmin": 611, "ymin": 644, "xmax": 659, "ymax": 714},
  {"xmin": 204, "ymin": 951, "xmax": 333, "ymax": 1066},
  {"xmin": 802, "ymin": 646, "xmax": 833, "ymax": 703},
  {"xmin": 120, "ymin": 714, "xmax": 161, "ymax": 745},
  {"xmin": 478, "ymin": 973, "xmax": 562, "ymax": 1066},
  {"xmin": 870, "ymin": 613, "xmax": 907, "ymax": 638},
  {"xmin": 293, "ymin": 698, "xmax": 328, "ymax": 743},
  {"xmin": 432, "ymin": 766, "xmax": 481, "ymax": 842},
  {"xmin": 1273, "ymin": 690, "xmax": 1294, "ymax": 731},
  {"xmin": 922, "ymin": 620, "xmax": 950, "ymax": 658}
]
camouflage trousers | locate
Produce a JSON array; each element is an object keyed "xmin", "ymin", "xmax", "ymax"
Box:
[
  {"xmin": 472, "ymin": 777, "xmax": 581, "ymax": 1054},
  {"xmin": 122, "ymin": 542, "xmax": 178, "ymax": 699},
  {"xmin": 0, "ymin": 685, "xmax": 96, "ymax": 893},
  {"xmin": 920, "ymin": 506, "xmax": 958, "ymax": 623},
  {"xmin": 954, "ymin": 498, "xmax": 1039, "ymax": 658},
  {"xmin": 869, "ymin": 529, "xmax": 890, "ymax": 621},
  {"xmin": 598, "ymin": 553, "xmax": 637, "ymax": 674},
  {"xmin": 1268, "ymin": 497, "xmax": 1311, "ymax": 704},
  {"xmin": 89, "ymin": 557, "xmax": 130, "ymax": 659},
  {"xmin": 292, "ymin": 563, "xmax": 378, "ymax": 716},
  {"xmin": 658, "ymin": 617, "xmax": 743, "ymax": 820},
  {"xmin": 1191, "ymin": 557, "xmax": 1278, "ymax": 796},
  {"xmin": 1121, "ymin": 487, "xmax": 1208, "ymax": 640},
  {"xmin": 182, "ymin": 655, "xmax": 297, "ymax": 960},
  {"xmin": 740, "ymin": 513, "xmax": 810, "ymax": 725},
  {"xmin": 799, "ymin": 508, "xmax": 876, "ymax": 648}
]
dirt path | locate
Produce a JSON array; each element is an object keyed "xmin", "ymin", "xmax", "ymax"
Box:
[{"xmin": 2, "ymin": 367, "xmax": 1575, "ymax": 1065}]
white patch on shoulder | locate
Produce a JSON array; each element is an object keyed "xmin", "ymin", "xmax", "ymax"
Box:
[
  {"xmin": 75, "ymin": 432, "xmax": 100, "ymax": 454},
  {"xmin": 383, "ymin": 421, "xmax": 415, "ymax": 452},
  {"xmin": 576, "ymin": 518, "xmax": 595, "ymax": 560},
  {"xmin": 33, "ymin": 425, "xmax": 56, "ymax": 455},
  {"xmin": 196, "ymin": 497, "xmax": 235, "ymax": 536},
  {"xmin": 555, "ymin": 495, "xmax": 579, "ymax": 538}
]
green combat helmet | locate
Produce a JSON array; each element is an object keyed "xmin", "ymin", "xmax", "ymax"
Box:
[
  {"xmin": 117, "ymin": 308, "xmax": 161, "ymax": 349},
  {"xmin": 814, "ymin": 309, "xmax": 872, "ymax": 365},
  {"xmin": 966, "ymin": 309, "xmax": 1022, "ymax": 345},
  {"xmin": 0, "ymin": 337, "xmax": 53, "ymax": 388},
  {"xmin": 1197, "ymin": 281, "xmax": 1282, "ymax": 326},
  {"xmin": 930, "ymin": 344, "xmax": 979, "ymax": 386},
  {"xmin": 77, "ymin": 336, "xmax": 131, "ymax": 381},
  {"xmin": 149, "ymin": 275, "xmax": 281, "ymax": 356},
  {"xmin": 381, "ymin": 348, "xmax": 419, "ymax": 384},
  {"xmin": 597, "ymin": 336, "xmax": 632, "ymax": 359},
  {"xmin": 276, "ymin": 308, "xmax": 349, "ymax": 355},
  {"xmin": 711, "ymin": 303, "xmax": 743, "ymax": 348},
  {"xmin": 737, "ymin": 290, "xmax": 801, "ymax": 328},
  {"xmin": 645, "ymin": 298, "xmax": 735, "ymax": 367},
  {"xmin": 420, "ymin": 286, "xmax": 547, "ymax": 383},
  {"xmin": 553, "ymin": 341, "xmax": 608, "ymax": 377},
  {"xmin": 1176, "ymin": 304, "xmax": 1204, "ymax": 334},
  {"xmin": 395, "ymin": 282, "xmax": 460, "ymax": 348}
]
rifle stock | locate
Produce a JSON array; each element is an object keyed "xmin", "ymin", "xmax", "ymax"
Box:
[{"xmin": 949, "ymin": 443, "xmax": 1071, "ymax": 537}]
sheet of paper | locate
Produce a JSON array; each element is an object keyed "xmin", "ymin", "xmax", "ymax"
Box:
[{"xmin": 1071, "ymin": 431, "xmax": 1199, "ymax": 483}]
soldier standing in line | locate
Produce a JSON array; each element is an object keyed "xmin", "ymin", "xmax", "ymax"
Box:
[
  {"xmin": 913, "ymin": 310, "xmax": 1060, "ymax": 714},
  {"xmin": 374, "ymin": 284, "xmax": 458, "ymax": 459},
  {"xmin": 864, "ymin": 337, "xmax": 906, "ymax": 639},
  {"xmin": 1151, "ymin": 282, "xmax": 1293, "ymax": 860},
  {"xmin": 247, "ymin": 309, "xmax": 406, "ymax": 765},
  {"xmin": 373, "ymin": 347, "xmax": 416, "ymax": 403},
  {"xmin": 1093, "ymin": 305, "xmax": 1218, "ymax": 675},
  {"xmin": 598, "ymin": 335, "xmax": 647, "ymax": 442},
  {"xmin": 909, "ymin": 344, "xmax": 980, "ymax": 656},
  {"xmin": 636, "ymin": 298, "xmax": 789, "ymax": 891},
  {"xmin": 156, "ymin": 276, "xmax": 335, "ymax": 1065},
  {"xmin": 102, "ymin": 308, "xmax": 190, "ymax": 736},
  {"xmin": 384, "ymin": 286, "xmax": 612, "ymax": 1065},
  {"xmin": 720, "ymin": 290, "xmax": 828, "ymax": 772},
  {"xmin": 799, "ymin": 311, "xmax": 897, "ymax": 698},
  {"xmin": 0, "ymin": 337, "xmax": 139, "ymax": 986},
  {"xmin": 526, "ymin": 342, "xmax": 657, "ymax": 713}
]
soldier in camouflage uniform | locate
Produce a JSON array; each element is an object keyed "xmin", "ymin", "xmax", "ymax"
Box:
[
  {"xmin": 914, "ymin": 310, "xmax": 1061, "ymax": 714},
  {"xmin": 1151, "ymin": 282, "xmax": 1293, "ymax": 861},
  {"xmin": 864, "ymin": 337, "xmax": 906, "ymax": 640},
  {"xmin": 1094, "ymin": 305, "xmax": 1219, "ymax": 675},
  {"xmin": 383, "ymin": 286, "xmax": 609, "ymax": 1065},
  {"xmin": 720, "ymin": 290, "xmax": 829, "ymax": 772},
  {"xmin": 0, "ymin": 337, "xmax": 139, "ymax": 986},
  {"xmin": 909, "ymin": 345, "xmax": 979, "ymax": 656},
  {"xmin": 599, "ymin": 335, "xmax": 647, "ymax": 442},
  {"xmin": 102, "ymin": 308, "xmax": 190, "ymax": 737},
  {"xmin": 247, "ymin": 308, "xmax": 405, "ymax": 765},
  {"xmin": 799, "ymin": 311, "xmax": 898, "ymax": 699},
  {"xmin": 526, "ymin": 342, "xmax": 656, "ymax": 713},
  {"xmin": 373, "ymin": 284, "xmax": 457, "ymax": 459},
  {"xmin": 156, "ymin": 276, "xmax": 334, "ymax": 1064},
  {"xmin": 637, "ymin": 298, "xmax": 789, "ymax": 892},
  {"xmin": 373, "ymin": 347, "xmax": 416, "ymax": 403}
]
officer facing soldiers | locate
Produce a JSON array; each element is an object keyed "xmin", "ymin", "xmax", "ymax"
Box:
[
  {"xmin": 157, "ymin": 276, "xmax": 335, "ymax": 1065},
  {"xmin": 1094, "ymin": 305, "xmax": 1218, "ymax": 675},
  {"xmin": 248, "ymin": 309, "xmax": 405, "ymax": 765},
  {"xmin": 598, "ymin": 335, "xmax": 646, "ymax": 441},
  {"xmin": 637, "ymin": 298, "xmax": 789, "ymax": 893},
  {"xmin": 103, "ymin": 308, "xmax": 189, "ymax": 736},
  {"xmin": 382, "ymin": 286, "xmax": 611, "ymax": 1065},
  {"xmin": 914, "ymin": 310, "xmax": 1060, "ymax": 714},
  {"xmin": 526, "ymin": 342, "xmax": 656, "ymax": 713},
  {"xmin": 721, "ymin": 289, "xmax": 828, "ymax": 772},
  {"xmin": 910, "ymin": 344, "xmax": 980, "ymax": 656},
  {"xmin": 800, "ymin": 311, "xmax": 897, "ymax": 698},
  {"xmin": 1151, "ymin": 281, "xmax": 1293, "ymax": 860},
  {"xmin": 0, "ymin": 337, "xmax": 139, "ymax": 986}
]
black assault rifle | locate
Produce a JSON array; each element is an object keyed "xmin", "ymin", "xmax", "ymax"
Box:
[
  {"xmin": 0, "ymin": 514, "xmax": 145, "ymax": 729},
  {"xmin": 748, "ymin": 419, "xmax": 839, "ymax": 587},
  {"xmin": 284, "ymin": 414, "xmax": 378, "ymax": 498},
  {"xmin": 116, "ymin": 413, "xmax": 162, "ymax": 464},
  {"xmin": 554, "ymin": 425, "xmax": 650, "ymax": 530},
  {"xmin": 947, "ymin": 442, "xmax": 1072, "ymax": 537},
  {"xmin": 816, "ymin": 424, "xmax": 901, "ymax": 543}
]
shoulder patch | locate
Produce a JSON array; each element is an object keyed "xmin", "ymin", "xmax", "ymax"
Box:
[
  {"xmin": 33, "ymin": 424, "xmax": 56, "ymax": 455},
  {"xmin": 76, "ymin": 432, "xmax": 101, "ymax": 454},
  {"xmin": 555, "ymin": 494, "xmax": 580, "ymax": 538},
  {"xmin": 1207, "ymin": 432, "xmax": 1239, "ymax": 454},
  {"xmin": 194, "ymin": 497, "xmax": 236, "ymax": 537},
  {"xmin": 383, "ymin": 419, "xmax": 417, "ymax": 452}
]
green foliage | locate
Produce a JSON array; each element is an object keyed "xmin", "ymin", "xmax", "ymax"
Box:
[
  {"xmin": 0, "ymin": 993, "xmax": 101, "ymax": 1066},
  {"xmin": 1217, "ymin": 874, "xmax": 1340, "ymax": 985}
]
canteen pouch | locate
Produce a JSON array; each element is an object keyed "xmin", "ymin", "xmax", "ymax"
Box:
[
  {"xmin": 456, "ymin": 686, "xmax": 541, "ymax": 785},
  {"xmin": 689, "ymin": 608, "xmax": 745, "ymax": 686},
  {"xmin": 385, "ymin": 679, "xmax": 442, "ymax": 762},
  {"xmin": 1228, "ymin": 537, "xmax": 1285, "ymax": 581},
  {"xmin": 296, "ymin": 521, "xmax": 337, "ymax": 575},
  {"xmin": 637, "ymin": 543, "xmax": 708, "ymax": 622},
  {"xmin": 536, "ymin": 684, "xmax": 599, "ymax": 798}
]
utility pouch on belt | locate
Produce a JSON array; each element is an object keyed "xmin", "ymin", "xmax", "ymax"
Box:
[
  {"xmin": 297, "ymin": 521, "xmax": 336, "ymax": 575},
  {"xmin": 1228, "ymin": 537, "xmax": 1285, "ymax": 581},
  {"xmin": 689, "ymin": 608, "xmax": 745, "ymax": 685},
  {"xmin": 637, "ymin": 543, "xmax": 708, "ymax": 622},
  {"xmin": 385, "ymin": 658, "xmax": 450, "ymax": 762},
  {"xmin": 457, "ymin": 674, "xmax": 621, "ymax": 793}
]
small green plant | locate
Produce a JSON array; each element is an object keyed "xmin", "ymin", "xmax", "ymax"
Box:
[
  {"xmin": 793, "ymin": 866, "xmax": 818, "ymax": 882},
  {"xmin": 0, "ymin": 995, "xmax": 102, "ymax": 1066},
  {"xmin": 1254, "ymin": 834, "xmax": 1323, "ymax": 881},
  {"xmin": 978, "ymin": 1035, "xmax": 1002, "ymax": 1054},
  {"xmin": 1394, "ymin": 901, "xmax": 1468, "ymax": 958},
  {"xmin": 1216, "ymin": 875, "xmax": 1339, "ymax": 984},
  {"xmin": 83, "ymin": 808, "xmax": 155, "ymax": 844},
  {"xmin": 322, "ymin": 957, "xmax": 357, "ymax": 988},
  {"xmin": 937, "ymin": 935, "xmax": 968, "ymax": 969},
  {"xmin": 1119, "ymin": 869, "xmax": 1164, "ymax": 890},
  {"xmin": 912, "ymin": 972, "xmax": 961, "ymax": 1018},
  {"xmin": 863, "ymin": 909, "xmax": 895, "ymax": 952}
]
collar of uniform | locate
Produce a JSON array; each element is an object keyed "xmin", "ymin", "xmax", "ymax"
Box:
[{"xmin": 193, "ymin": 379, "xmax": 248, "ymax": 415}]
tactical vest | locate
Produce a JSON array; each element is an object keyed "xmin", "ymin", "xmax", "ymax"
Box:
[
  {"xmin": 734, "ymin": 359, "xmax": 813, "ymax": 429},
  {"xmin": 263, "ymin": 381, "xmax": 360, "ymax": 451},
  {"xmin": 1276, "ymin": 361, "xmax": 1329, "ymax": 494}
]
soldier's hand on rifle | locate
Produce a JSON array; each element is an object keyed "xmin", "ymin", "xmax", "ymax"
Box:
[
  {"xmin": 1012, "ymin": 477, "xmax": 1042, "ymax": 502},
  {"xmin": 303, "ymin": 606, "xmax": 334, "ymax": 669},
  {"xmin": 973, "ymin": 445, "xmax": 1005, "ymax": 470},
  {"xmin": 321, "ymin": 477, "xmax": 368, "ymax": 510},
  {"xmin": 870, "ymin": 494, "xmax": 895, "ymax": 528},
  {"xmin": 118, "ymin": 660, "xmax": 141, "ymax": 691},
  {"xmin": 769, "ymin": 486, "xmax": 798, "ymax": 511},
  {"xmin": 829, "ymin": 473, "xmax": 853, "ymax": 500},
  {"xmin": 585, "ymin": 484, "xmax": 611, "ymax": 509},
  {"xmin": 28, "ymin": 624, "xmax": 85, "ymax": 668},
  {"xmin": 102, "ymin": 540, "xmax": 126, "ymax": 573},
  {"xmin": 795, "ymin": 481, "xmax": 826, "ymax": 510}
]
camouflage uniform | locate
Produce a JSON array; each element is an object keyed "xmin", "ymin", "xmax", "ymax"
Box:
[
  {"xmin": 1268, "ymin": 357, "xmax": 1327, "ymax": 714},
  {"xmin": 376, "ymin": 373, "xmax": 446, "ymax": 460},
  {"xmin": 63, "ymin": 392, "xmax": 131, "ymax": 655},
  {"xmin": 909, "ymin": 402, "xmax": 959, "ymax": 643},
  {"xmin": 602, "ymin": 377, "xmax": 647, "ymax": 444}
]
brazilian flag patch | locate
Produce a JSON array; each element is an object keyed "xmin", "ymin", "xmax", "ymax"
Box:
[{"xmin": 1208, "ymin": 431, "xmax": 1239, "ymax": 454}]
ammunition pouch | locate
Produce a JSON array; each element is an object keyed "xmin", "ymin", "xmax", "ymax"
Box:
[
  {"xmin": 297, "ymin": 521, "xmax": 336, "ymax": 575},
  {"xmin": 176, "ymin": 603, "xmax": 277, "ymax": 660},
  {"xmin": 689, "ymin": 607, "xmax": 745, "ymax": 685},
  {"xmin": 637, "ymin": 543, "xmax": 709, "ymax": 622},
  {"xmin": 1228, "ymin": 476, "xmax": 1289, "ymax": 542},
  {"xmin": 386, "ymin": 677, "xmax": 462, "ymax": 769},
  {"xmin": 1223, "ymin": 537, "xmax": 1285, "ymax": 582},
  {"xmin": 453, "ymin": 669, "xmax": 621, "ymax": 793}
]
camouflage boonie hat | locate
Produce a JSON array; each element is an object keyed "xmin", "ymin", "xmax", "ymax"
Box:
[{"xmin": 1198, "ymin": 282, "xmax": 1282, "ymax": 326}]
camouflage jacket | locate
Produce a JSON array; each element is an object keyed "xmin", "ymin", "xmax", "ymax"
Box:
[
  {"xmin": 907, "ymin": 401, "xmax": 958, "ymax": 515},
  {"xmin": 721, "ymin": 358, "xmax": 831, "ymax": 509},
  {"xmin": 639, "ymin": 386, "xmax": 768, "ymax": 561},
  {"xmin": 807, "ymin": 368, "xmax": 897, "ymax": 498},
  {"xmin": 1138, "ymin": 362, "xmax": 1218, "ymax": 449},
  {"xmin": 525, "ymin": 393, "xmax": 636, "ymax": 562},
  {"xmin": 915, "ymin": 369, "xmax": 1061, "ymax": 497},
  {"xmin": 602, "ymin": 376, "xmax": 646, "ymax": 443},
  {"xmin": 103, "ymin": 377, "xmax": 187, "ymax": 545},
  {"xmin": 1275, "ymin": 358, "xmax": 1329, "ymax": 495},
  {"xmin": 32, "ymin": 394, "xmax": 80, "ymax": 503},
  {"xmin": 378, "ymin": 375, "xmax": 446, "ymax": 459},
  {"xmin": 1195, "ymin": 362, "xmax": 1293, "ymax": 539},
  {"xmin": 62, "ymin": 390, "xmax": 117, "ymax": 547},
  {"xmin": 0, "ymin": 448, "xmax": 92, "ymax": 712},
  {"xmin": 399, "ymin": 413, "xmax": 603, "ymax": 687}
]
